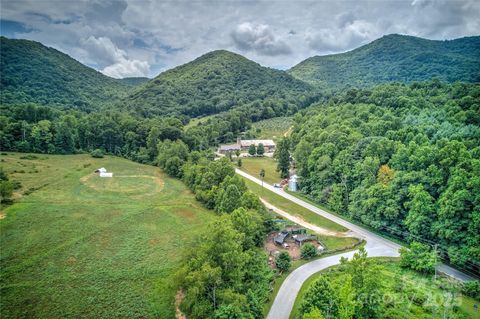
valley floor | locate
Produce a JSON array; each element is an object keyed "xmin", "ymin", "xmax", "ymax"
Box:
[{"xmin": 0, "ymin": 153, "xmax": 215, "ymax": 319}]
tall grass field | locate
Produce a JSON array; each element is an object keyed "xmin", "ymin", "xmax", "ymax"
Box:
[{"xmin": 0, "ymin": 153, "xmax": 215, "ymax": 318}]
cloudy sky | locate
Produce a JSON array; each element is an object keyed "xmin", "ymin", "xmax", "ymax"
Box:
[{"xmin": 1, "ymin": 0, "xmax": 479, "ymax": 78}]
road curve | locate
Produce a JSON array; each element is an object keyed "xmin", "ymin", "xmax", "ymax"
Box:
[{"xmin": 235, "ymin": 169, "xmax": 475, "ymax": 319}]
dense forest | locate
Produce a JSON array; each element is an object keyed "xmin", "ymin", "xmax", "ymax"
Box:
[
  {"xmin": 0, "ymin": 37, "xmax": 130, "ymax": 111},
  {"xmin": 289, "ymin": 80, "xmax": 480, "ymax": 271},
  {"xmin": 123, "ymin": 50, "xmax": 317, "ymax": 117},
  {"xmin": 288, "ymin": 34, "xmax": 480, "ymax": 90}
]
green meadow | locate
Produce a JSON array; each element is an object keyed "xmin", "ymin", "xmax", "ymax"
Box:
[
  {"xmin": 0, "ymin": 153, "xmax": 215, "ymax": 319},
  {"xmin": 240, "ymin": 156, "xmax": 281, "ymax": 185}
]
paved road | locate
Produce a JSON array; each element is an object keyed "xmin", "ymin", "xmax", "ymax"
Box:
[{"xmin": 235, "ymin": 169, "xmax": 475, "ymax": 319}]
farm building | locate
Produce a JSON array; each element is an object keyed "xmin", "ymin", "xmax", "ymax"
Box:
[
  {"xmin": 218, "ymin": 138, "xmax": 276, "ymax": 154},
  {"xmin": 239, "ymin": 139, "xmax": 275, "ymax": 151},
  {"xmin": 292, "ymin": 234, "xmax": 315, "ymax": 245},
  {"xmin": 218, "ymin": 143, "xmax": 241, "ymax": 154},
  {"xmin": 274, "ymin": 231, "xmax": 289, "ymax": 245}
]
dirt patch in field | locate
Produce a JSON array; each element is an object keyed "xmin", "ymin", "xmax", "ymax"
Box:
[
  {"xmin": 173, "ymin": 206, "xmax": 195, "ymax": 220},
  {"xmin": 0, "ymin": 212, "xmax": 6, "ymax": 219},
  {"xmin": 265, "ymin": 232, "xmax": 302, "ymax": 260},
  {"xmin": 66, "ymin": 256, "xmax": 77, "ymax": 265},
  {"xmin": 175, "ymin": 290, "xmax": 187, "ymax": 319}
]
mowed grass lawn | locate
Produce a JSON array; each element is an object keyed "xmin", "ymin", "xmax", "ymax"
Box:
[
  {"xmin": 240, "ymin": 157, "xmax": 281, "ymax": 185},
  {"xmin": 0, "ymin": 153, "xmax": 216, "ymax": 319}
]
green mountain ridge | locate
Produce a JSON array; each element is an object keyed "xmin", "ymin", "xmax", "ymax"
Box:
[
  {"xmin": 117, "ymin": 77, "xmax": 150, "ymax": 87},
  {"xmin": 123, "ymin": 50, "xmax": 315, "ymax": 118},
  {"xmin": 0, "ymin": 36, "xmax": 129, "ymax": 111},
  {"xmin": 288, "ymin": 34, "xmax": 480, "ymax": 89}
]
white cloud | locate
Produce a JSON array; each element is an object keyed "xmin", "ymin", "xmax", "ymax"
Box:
[
  {"xmin": 81, "ymin": 36, "xmax": 149, "ymax": 78},
  {"xmin": 1, "ymin": 0, "xmax": 479, "ymax": 75},
  {"xmin": 102, "ymin": 58, "xmax": 150, "ymax": 78},
  {"xmin": 231, "ymin": 22, "xmax": 291, "ymax": 56},
  {"xmin": 306, "ymin": 19, "xmax": 381, "ymax": 52}
]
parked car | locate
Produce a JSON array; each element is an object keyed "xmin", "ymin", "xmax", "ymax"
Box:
[{"xmin": 273, "ymin": 183, "xmax": 282, "ymax": 188}]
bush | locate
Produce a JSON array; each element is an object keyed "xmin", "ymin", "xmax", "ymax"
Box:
[
  {"xmin": 276, "ymin": 251, "xmax": 291, "ymax": 273},
  {"xmin": 400, "ymin": 242, "xmax": 436, "ymax": 274},
  {"xmin": 301, "ymin": 243, "xmax": 317, "ymax": 259},
  {"xmin": 90, "ymin": 149, "xmax": 104, "ymax": 158},
  {"xmin": 462, "ymin": 280, "xmax": 480, "ymax": 299}
]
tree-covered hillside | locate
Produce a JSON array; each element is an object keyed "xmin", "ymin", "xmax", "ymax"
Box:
[
  {"xmin": 123, "ymin": 50, "xmax": 316, "ymax": 118},
  {"xmin": 290, "ymin": 81, "xmax": 480, "ymax": 271},
  {"xmin": 117, "ymin": 77, "xmax": 150, "ymax": 87},
  {"xmin": 0, "ymin": 37, "xmax": 129, "ymax": 111},
  {"xmin": 289, "ymin": 34, "xmax": 480, "ymax": 90}
]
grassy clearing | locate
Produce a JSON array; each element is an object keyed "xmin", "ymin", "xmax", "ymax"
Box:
[
  {"xmin": 251, "ymin": 117, "xmax": 293, "ymax": 140},
  {"xmin": 241, "ymin": 177, "xmax": 347, "ymax": 233},
  {"xmin": 0, "ymin": 153, "xmax": 215, "ymax": 319},
  {"xmin": 289, "ymin": 258, "xmax": 478, "ymax": 319},
  {"xmin": 240, "ymin": 157, "xmax": 281, "ymax": 185},
  {"xmin": 184, "ymin": 114, "xmax": 218, "ymax": 129}
]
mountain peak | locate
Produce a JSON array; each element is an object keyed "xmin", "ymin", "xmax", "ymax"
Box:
[{"xmin": 288, "ymin": 34, "xmax": 480, "ymax": 89}]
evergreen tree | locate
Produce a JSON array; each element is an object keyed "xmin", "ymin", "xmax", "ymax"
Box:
[
  {"xmin": 276, "ymin": 138, "xmax": 290, "ymax": 178},
  {"xmin": 248, "ymin": 144, "xmax": 256, "ymax": 156}
]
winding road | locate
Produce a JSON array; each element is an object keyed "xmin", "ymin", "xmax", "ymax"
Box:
[{"xmin": 235, "ymin": 169, "xmax": 475, "ymax": 319}]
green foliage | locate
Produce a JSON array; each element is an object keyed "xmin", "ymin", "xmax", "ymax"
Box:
[
  {"xmin": 248, "ymin": 144, "xmax": 256, "ymax": 156},
  {"xmin": 289, "ymin": 34, "xmax": 480, "ymax": 90},
  {"xmin": 0, "ymin": 37, "xmax": 129, "ymax": 111},
  {"xmin": 256, "ymin": 143, "xmax": 265, "ymax": 156},
  {"xmin": 0, "ymin": 180, "xmax": 14, "ymax": 204},
  {"xmin": 178, "ymin": 156, "xmax": 274, "ymax": 319},
  {"xmin": 299, "ymin": 275, "xmax": 338, "ymax": 318},
  {"xmin": 294, "ymin": 257, "xmax": 471, "ymax": 319},
  {"xmin": 276, "ymin": 251, "xmax": 291, "ymax": 273},
  {"xmin": 400, "ymin": 242, "xmax": 437, "ymax": 274},
  {"xmin": 90, "ymin": 148, "xmax": 104, "ymax": 158},
  {"xmin": 290, "ymin": 81, "xmax": 480, "ymax": 270},
  {"xmin": 302, "ymin": 308, "xmax": 326, "ymax": 319},
  {"xmin": 259, "ymin": 168, "xmax": 265, "ymax": 182},
  {"xmin": 341, "ymin": 248, "xmax": 384, "ymax": 318},
  {"xmin": 275, "ymin": 138, "xmax": 290, "ymax": 178},
  {"xmin": 461, "ymin": 280, "xmax": 480, "ymax": 300},
  {"xmin": 124, "ymin": 50, "xmax": 315, "ymax": 118},
  {"xmin": 300, "ymin": 243, "xmax": 317, "ymax": 259}
]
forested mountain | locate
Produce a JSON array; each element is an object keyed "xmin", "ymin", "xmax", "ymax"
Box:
[
  {"xmin": 290, "ymin": 80, "xmax": 480, "ymax": 269},
  {"xmin": 117, "ymin": 77, "xmax": 150, "ymax": 87},
  {"xmin": 0, "ymin": 37, "xmax": 129, "ymax": 111},
  {"xmin": 289, "ymin": 34, "xmax": 480, "ymax": 89},
  {"xmin": 123, "ymin": 50, "xmax": 316, "ymax": 118}
]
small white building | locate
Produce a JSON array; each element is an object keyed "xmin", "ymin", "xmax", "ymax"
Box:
[
  {"xmin": 288, "ymin": 175, "xmax": 298, "ymax": 191},
  {"xmin": 96, "ymin": 167, "xmax": 113, "ymax": 177}
]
